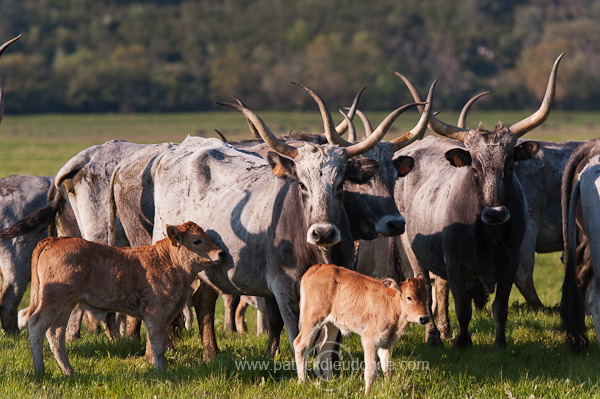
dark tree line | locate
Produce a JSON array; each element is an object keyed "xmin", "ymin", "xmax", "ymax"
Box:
[{"xmin": 0, "ymin": 0, "xmax": 599, "ymax": 113}]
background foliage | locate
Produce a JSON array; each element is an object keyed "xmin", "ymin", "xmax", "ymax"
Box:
[{"xmin": 1, "ymin": 0, "xmax": 600, "ymax": 113}]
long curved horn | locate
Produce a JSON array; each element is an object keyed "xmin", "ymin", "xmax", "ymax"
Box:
[
  {"xmin": 232, "ymin": 96, "xmax": 260, "ymax": 139},
  {"xmin": 344, "ymin": 102, "xmax": 423, "ymax": 158},
  {"xmin": 216, "ymin": 101, "xmax": 299, "ymax": 158},
  {"xmin": 509, "ymin": 53, "xmax": 564, "ymax": 137},
  {"xmin": 394, "ymin": 71, "xmax": 470, "ymax": 142},
  {"xmin": 351, "ymin": 109, "xmax": 373, "ymax": 138},
  {"xmin": 338, "ymin": 109, "xmax": 356, "ymax": 142},
  {"xmin": 458, "ymin": 91, "xmax": 490, "ymax": 129},
  {"xmin": 335, "ymin": 87, "xmax": 366, "ymax": 136},
  {"xmin": 292, "ymin": 82, "xmax": 344, "ymax": 147},
  {"xmin": 0, "ymin": 35, "xmax": 22, "ymax": 125},
  {"xmin": 390, "ymin": 80, "xmax": 437, "ymax": 151}
]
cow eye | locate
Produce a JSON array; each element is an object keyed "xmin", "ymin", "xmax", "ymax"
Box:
[
  {"xmin": 406, "ymin": 296, "xmax": 413, "ymax": 302},
  {"xmin": 193, "ymin": 239, "xmax": 203, "ymax": 245},
  {"xmin": 298, "ymin": 182, "xmax": 307, "ymax": 191},
  {"xmin": 471, "ymin": 168, "xmax": 478, "ymax": 177}
]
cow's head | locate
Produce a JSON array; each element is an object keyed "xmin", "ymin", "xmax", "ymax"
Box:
[
  {"xmin": 382, "ymin": 274, "xmax": 430, "ymax": 325},
  {"xmin": 218, "ymin": 84, "xmax": 425, "ymax": 247},
  {"xmin": 396, "ymin": 54, "xmax": 562, "ymax": 225},
  {"xmin": 324, "ymin": 82, "xmax": 435, "ymax": 239},
  {"xmin": 0, "ymin": 35, "xmax": 22, "ymax": 125},
  {"xmin": 166, "ymin": 221, "xmax": 224, "ymax": 266}
]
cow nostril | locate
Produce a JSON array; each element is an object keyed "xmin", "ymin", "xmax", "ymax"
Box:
[
  {"xmin": 419, "ymin": 316, "xmax": 430, "ymax": 325},
  {"xmin": 387, "ymin": 219, "xmax": 405, "ymax": 235},
  {"xmin": 312, "ymin": 230, "xmax": 321, "ymax": 242}
]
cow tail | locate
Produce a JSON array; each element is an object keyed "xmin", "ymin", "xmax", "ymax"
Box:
[
  {"xmin": 0, "ymin": 184, "xmax": 65, "ymax": 242},
  {"xmin": 561, "ymin": 178, "xmax": 588, "ymax": 352},
  {"xmin": 387, "ymin": 237, "xmax": 405, "ymax": 281},
  {"xmin": 107, "ymin": 168, "xmax": 119, "ymax": 247}
]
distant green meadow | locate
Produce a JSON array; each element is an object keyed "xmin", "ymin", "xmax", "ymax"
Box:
[{"xmin": 0, "ymin": 112, "xmax": 599, "ymax": 398}]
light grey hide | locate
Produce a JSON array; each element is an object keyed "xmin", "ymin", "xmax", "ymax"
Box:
[
  {"xmin": 151, "ymin": 136, "xmax": 356, "ymax": 349},
  {"xmin": 0, "ymin": 175, "xmax": 52, "ymax": 334}
]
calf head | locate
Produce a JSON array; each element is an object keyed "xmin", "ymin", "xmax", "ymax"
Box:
[
  {"xmin": 218, "ymin": 83, "xmax": 427, "ymax": 247},
  {"xmin": 397, "ymin": 54, "xmax": 562, "ymax": 226},
  {"xmin": 166, "ymin": 221, "xmax": 224, "ymax": 266},
  {"xmin": 382, "ymin": 275, "xmax": 430, "ymax": 325}
]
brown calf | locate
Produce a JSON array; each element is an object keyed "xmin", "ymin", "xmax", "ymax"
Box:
[
  {"xmin": 294, "ymin": 263, "xmax": 429, "ymax": 395},
  {"xmin": 24, "ymin": 221, "xmax": 223, "ymax": 376}
]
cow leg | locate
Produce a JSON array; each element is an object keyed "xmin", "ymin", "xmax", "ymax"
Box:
[
  {"xmin": 491, "ymin": 272, "xmax": 515, "ymax": 348},
  {"xmin": 515, "ymin": 226, "xmax": 545, "ymax": 311},
  {"xmin": 264, "ymin": 296, "xmax": 284, "ymax": 355},
  {"xmin": 0, "ymin": 282, "xmax": 20, "ymax": 335},
  {"xmin": 124, "ymin": 316, "xmax": 142, "ymax": 340},
  {"xmin": 432, "ymin": 275, "xmax": 451, "ymax": 340},
  {"xmin": 66, "ymin": 305, "xmax": 84, "ymax": 341},
  {"xmin": 222, "ymin": 294, "xmax": 239, "ymax": 332},
  {"xmin": 191, "ymin": 279, "xmax": 219, "ymax": 362},
  {"xmin": 585, "ymin": 276, "xmax": 600, "ymax": 347},
  {"xmin": 46, "ymin": 309, "xmax": 74, "ymax": 376},
  {"xmin": 447, "ymin": 264, "xmax": 472, "ymax": 348},
  {"xmin": 235, "ymin": 297, "xmax": 249, "ymax": 334},
  {"xmin": 256, "ymin": 297, "xmax": 268, "ymax": 335},
  {"xmin": 401, "ymin": 235, "xmax": 443, "ymax": 346}
]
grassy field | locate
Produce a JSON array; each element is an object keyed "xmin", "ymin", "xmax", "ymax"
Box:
[{"xmin": 0, "ymin": 111, "xmax": 599, "ymax": 398}]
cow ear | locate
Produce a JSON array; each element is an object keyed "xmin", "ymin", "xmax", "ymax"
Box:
[
  {"xmin": 267, "ymin": 151, "xmax": 296, "ymax": 179},
  {"xmin": 394, "ymin": 156, "xmax": 414, "ymax": 177},
  {"xmin": 381, "ymin": 277, "xmax": 401, "ymax": 292},
  {"xmin": 346, "ymin": 157, "xmax": 379, "ymax": 184},
  {"xmin": 445, "ymin": 148, "xmax": 472, "ymax": 167},
  {"xmin": 514, "ymin": 141, "xmax": 540, "ymax": 161},
  {"xmin": 166, "ymin": 225, "xmax": 181, "ymax": 247}
]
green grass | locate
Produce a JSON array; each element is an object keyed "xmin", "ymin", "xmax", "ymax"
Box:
[{"xmin": 1, "ymin": 112, "xmax": 600, "ymax": 398}]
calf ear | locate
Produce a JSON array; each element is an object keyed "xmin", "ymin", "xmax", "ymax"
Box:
[
  {"xmin": 267, "ymin": 151, "xmax": 296, "ymax": 179},
  {"xmin": 445, "ymin": 148, "xmax": 471, "ymax": 167},
  {"xmin": 394, "ymin": 156, "xmax": 414, "ymax": 177},
  {"xmin": 514, "ymin": 141, "xmax": 540, "ymax": 161},
  {"xmin": 166, "ymin": 225, "xmax": 181, "ymax": 247},
  {"xmin": 346, "ymin": 157, "xmax": 379, "ymax": 184},
  {"xmin": 381, "ymin": 277, "xmax": 401, "ymax": 292}
]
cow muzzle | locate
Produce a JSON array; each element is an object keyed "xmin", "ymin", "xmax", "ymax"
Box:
[
  {"xmin": 375, "ymin": 215, "xmax": 406, "ymax": 237},
  {"xmin": 481, "ymin": 206, "xmax": 510, "ymax": 225},
  {"xmin": 307, "ymin": 223, "xmax": 341, "ymax": 247}
]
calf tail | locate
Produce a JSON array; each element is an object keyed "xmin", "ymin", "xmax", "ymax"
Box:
[
  {"xmin": 22, "ymin": 238, "xmax": 52, "ymax": 326},
  {"xmin": 0, "ymin": 184, "xmax": 65, "ymax": 241},
  {"xmin": 561, "ymin": 178, "xmax": 589, "ymax": 352}
]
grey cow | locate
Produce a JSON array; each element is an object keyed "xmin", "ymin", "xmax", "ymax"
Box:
[
  {"xmin": 393, "ymin": 54, "xmax": 563, "ymax": 347},
  {"xmin": 150, "ymin": 84, "xmax": 427, "ymax": 353}
]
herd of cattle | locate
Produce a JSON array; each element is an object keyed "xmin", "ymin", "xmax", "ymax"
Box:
[{"xmin": 0, "ymin": 35, "xmax": 598, "ymax": 391}]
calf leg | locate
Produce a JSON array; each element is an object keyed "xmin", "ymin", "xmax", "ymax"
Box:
[
  {"xmin": 144, "ymin": 318, "xmax": 168, "ymax": 370},
  {"xmin": 317, "ymin": 324, "xmax": 341, "ymax": 380},
  {"xmin": 191, "ymin": 279, "xmax": 219, "ymax": 362},
  {"xmin": 362, "ymin": 339, "xmax": 378, "ymax": 395},
  {"xmin": 47, "ymin": 309, "xmax": 74, "ymax": 376},
  {"xmin": 0, "ymin": 281, "xmax": 22, "ymax": 335},
  {"xmin": 256, "ymin": 297, "xmax": 268, "ymax": 335},
  {"xmin": 29, "ymin": 310, "xmax": 50, "ymax": 375},
  {"xmin": 377, "ymin": 347, "xmax": 391, "ymax": 377},
  {"xmin": 293, "ymin": 323, "xmax": 321, "ymax": 383}
]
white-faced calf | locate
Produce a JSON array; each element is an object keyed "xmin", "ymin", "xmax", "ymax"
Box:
[
  {"xmin": 24, "ymin": 221, "xmax": 223, "ymax": 376},
  {"xmin": 294, "ymin": 263, "xmax": 429, "ymax": 395}
]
